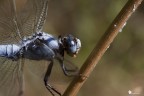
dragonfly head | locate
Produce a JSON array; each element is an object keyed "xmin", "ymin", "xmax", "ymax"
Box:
[{"xmin": 59, "ymin": 34, "xmax": 81, "ymax": 57}]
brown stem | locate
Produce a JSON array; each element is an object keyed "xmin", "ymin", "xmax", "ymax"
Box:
[{"xmin": 63, "ymin": 0, "xmax": 143, "ymax": 96}]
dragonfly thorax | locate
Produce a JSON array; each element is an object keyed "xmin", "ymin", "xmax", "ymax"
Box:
[
  {"xmin": 21, "ymin": 32, "xmax": 59, "ymax": 60},
  {"xmin": 22, "ymin": 32, "xmax": 59, "ymax": 50},
  {"xmin": 21, "ymin": 32, "xmax": 81, "ymax": 60}
]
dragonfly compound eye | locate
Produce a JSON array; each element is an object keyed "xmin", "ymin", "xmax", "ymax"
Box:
[{"xmin": 63, "ymin": 35, "xmax": 81, "ymax": 57}]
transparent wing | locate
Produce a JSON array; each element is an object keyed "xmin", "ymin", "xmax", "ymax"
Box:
[
  {"xmin": 17, "ymin": 0, "xmax": 48, "ymax": 36},
  {"xmin": 25, "ymin": 59, "xmax": 78, "ymax": 95},
  {"xmin": 0, "ymin": 57, "xmax": 24, "ymax": 96},
  {"xmin": 0, "ymin": 1, "xmax": 24, "ymax": 96},
  {"xmin": 25, "ymin": 59, "xmax": 48, "ymax": 78},
  {"xmin": 0, "ymin": 0, "xmax": 49, "ymax": 44},
  {"xmin": 0, "ymin": 0, "xmax": 48, "ymax": 96},
  {"xmin": 26, "ymin": 59, "xmax": 79, "ymax": 80},
  {"xmin": 0, "ymin": 0, "xmax": 22, "ymax": 44}
]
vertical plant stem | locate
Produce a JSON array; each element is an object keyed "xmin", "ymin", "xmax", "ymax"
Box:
[{"xmin": 63, "ymin": 0, "xmax": 143, "ymax": 96}]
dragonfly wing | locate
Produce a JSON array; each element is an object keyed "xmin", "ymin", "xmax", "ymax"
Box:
[
  {"xmin": 18, "ymin": 0, "xmax": 49, "ymax": 36},
  {"xmin": 0, "ymin": 0, "xmax": 48, "ymax": 96},
  {"xmin": 25, "ymin": 59, "xmax": 69, "ymax": 95},
  {"xmin": 0, "ymin": 0, "xmax": 22, "ymax": 44},
  {"xmin": 0, "ymin": 57, "xmax": 24, "ymax": 96},
  {"xmin": 25, "ymin": 58, "xmax": 79, "ymax": 95},
  {"xmin": 25, "ymin": 59, "xmax": 49, "ymax": 78},
  {"xmin": 0, "ymin": 0, "xmax": 49, "ymax": 43},
  {"xmin": 0, "ymin": 1, "xmax": 24, "ymax": 96}
]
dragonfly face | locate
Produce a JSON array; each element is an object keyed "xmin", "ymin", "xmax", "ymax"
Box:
[
  {"xmin": 0, "ymin": 0, "xmax": 81, "ymax": 96},
  {"xmin": 59, "ymin": 35, "xmax": 81, "ymax": 57}
]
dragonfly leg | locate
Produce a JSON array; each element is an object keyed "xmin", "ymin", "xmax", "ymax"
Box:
[
  {"xmin": 62, "ymin": 62, "xmax": 78, "ymax": 76},
  {"xmin": 44, "ymin": 60, "xmax": 62, "ymax": 96},
  {"xmin": 57, "ymin": 58, "xmax": 78, "ymax": 76}
]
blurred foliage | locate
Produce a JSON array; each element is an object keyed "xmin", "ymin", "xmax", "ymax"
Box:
[{"xmin": 16, "ymin": 0, "xmax": 144, "ymax": 96}]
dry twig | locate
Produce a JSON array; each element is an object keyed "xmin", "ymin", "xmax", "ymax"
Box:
[{"xmin": 63, "ymin": 0, "xmax": 143, "ymax": 96}]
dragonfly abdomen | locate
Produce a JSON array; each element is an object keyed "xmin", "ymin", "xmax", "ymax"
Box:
[{"xmin": 0, "ymin": 44, "xmax": 20, "ymax": 58}]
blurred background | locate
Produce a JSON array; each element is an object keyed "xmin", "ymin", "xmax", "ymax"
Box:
[{"xmin": 17, "ymin": 0, "xmax": 144, "ymax": 96}]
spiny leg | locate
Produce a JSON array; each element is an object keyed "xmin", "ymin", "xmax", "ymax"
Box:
[
  {"xmin": 57, "ymin": 57, "xmax": 78, "ymax": 77},
  {"xmin": 44, "ymin": 60, "xmax": 61, "ymax": 96}
]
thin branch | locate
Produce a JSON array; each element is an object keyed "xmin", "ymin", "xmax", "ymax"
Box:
[{"xmin": 63, "ymin": 0, "xmax": 143, "ymax": 96}]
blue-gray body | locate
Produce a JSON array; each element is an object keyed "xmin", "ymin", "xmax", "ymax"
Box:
[
  {"xmin": 0, "ymin": 31, "xmax": 81, "ymax": 62},
  {"xmin": 0, "ymin": 32, "xmax": 60, "ymax": 61}
]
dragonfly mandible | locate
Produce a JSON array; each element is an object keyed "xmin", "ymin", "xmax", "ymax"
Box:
[{"xmin": 0, "ymin": 0, "xmax": 81, "ymax": 96}]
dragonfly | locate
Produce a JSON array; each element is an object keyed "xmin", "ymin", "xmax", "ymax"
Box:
[{"xmin": 0, "ymin": 0, "xmax": 81, "ymax": 96}]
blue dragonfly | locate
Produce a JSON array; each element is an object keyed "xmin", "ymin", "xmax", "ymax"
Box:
[{"xmin": 0, "ymin": 0, "xmax": 81, "ymax": 96}]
